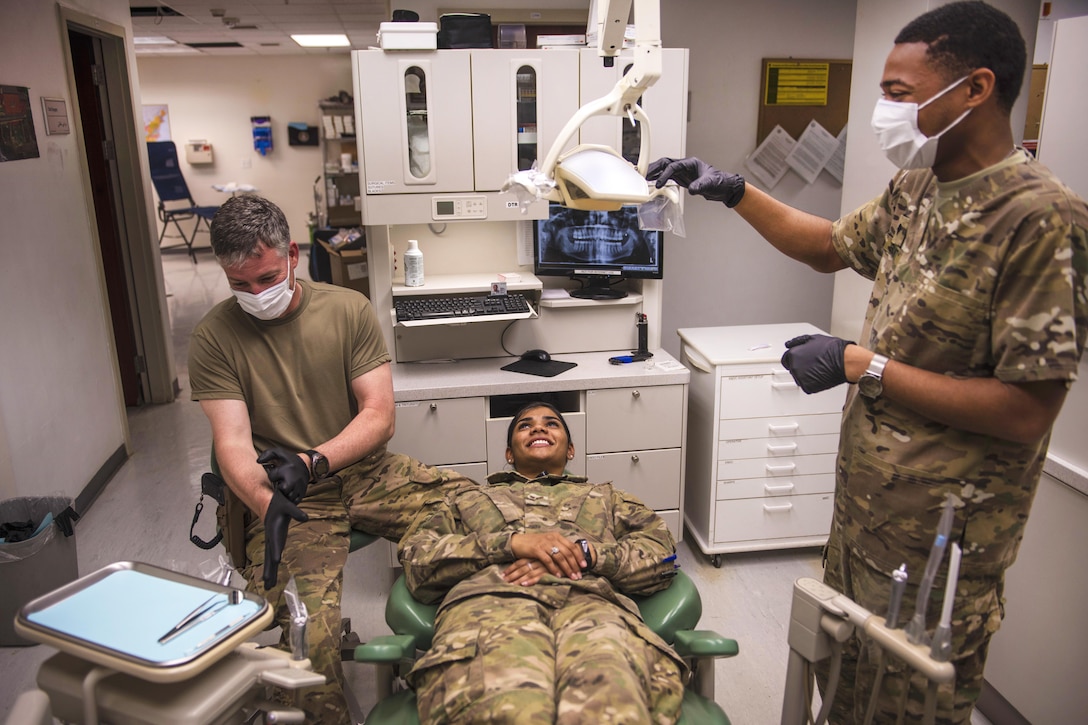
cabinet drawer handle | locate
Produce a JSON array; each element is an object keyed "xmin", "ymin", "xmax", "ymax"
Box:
[
  {"xmin": 764, "ymin": 483, "xmax": 795, "ymax": 494},
  {"xmin": 429, "ymin": 403, "xmax": 437, "ymax": 412},
  {"xmin": 763, "ymin": 503, "xmax": 794, "ymax": 514},
  {"xmin": 766, "ymin": 463, "xmax": 796, "ymax": 474},
  {"xmin": 631, "ymin": 390, "xmax": 641, "ymax": 399},
  {"xmin": 767, "ymin": 443, "xmax": 798, "ymax": 454},
  {"xmin": 768, "ymin": 422, "xmax": 799, "ymax": 434},
  {"xmin": 770, "ymin": 381, "xmax": 798, "ymax": 390},
  {"xmin": 630, "ymin": 454, "xmax": 640, "ymax": 464}
]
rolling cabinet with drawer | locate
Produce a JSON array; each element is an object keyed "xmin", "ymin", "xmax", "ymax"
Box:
[
  {"xmin": 677, "ymin": 324, "xmax": 845, "ymax": 566},
  {"xmin": 584, "ymin": 384, "xmax": 687, "ymax": 540}
]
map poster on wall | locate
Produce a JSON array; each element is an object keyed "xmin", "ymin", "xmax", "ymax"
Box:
[
  {"xmin": 143, "ymin": 104, "xmax": 170, "ymax": 142},
  {"xmin": 0, "ymin": 85, "xmax": 41, "ymax": 162}
]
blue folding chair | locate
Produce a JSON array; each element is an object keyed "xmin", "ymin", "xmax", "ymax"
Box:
[{"xmin": 147, "ymin": 141, "xmax": 219, "ymax": 262}]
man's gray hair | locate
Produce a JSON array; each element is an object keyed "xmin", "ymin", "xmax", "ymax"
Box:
[{"xmin": 209, "ymin": 194, "xmax": 291, "ymax": 267}]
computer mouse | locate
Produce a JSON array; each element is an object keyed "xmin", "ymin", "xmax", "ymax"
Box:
[{"xmin": 520, "ymin": 348, "xmax": 551, "ymax": 363}]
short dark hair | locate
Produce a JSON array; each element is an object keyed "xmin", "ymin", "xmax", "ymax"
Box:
[
  {"xmin": 506, "ymin": 402, "xmax": 572, "ymax": 449},
  {"xmin": 209, "ymin": 194, "xmax": 291, "ymax": 267},
  {"xmin": 895, "ymin": 1, "xmax": 1026, "ymax": 114}
]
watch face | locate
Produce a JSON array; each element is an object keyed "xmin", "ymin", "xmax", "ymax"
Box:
[{"xmin": 858, "ymin": 374, "xmax": 883, "ymax": 399}]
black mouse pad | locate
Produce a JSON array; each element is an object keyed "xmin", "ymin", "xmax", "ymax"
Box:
[{"xmin": 501, "ymin": 359, "xmax": 578, "ymax": 377}]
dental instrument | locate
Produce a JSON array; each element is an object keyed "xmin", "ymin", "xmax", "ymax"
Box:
[
  {"xmin": 905, "ymin": 496, "xmax": 955, "ymax": 645},
  {"xmin": 886, "ymin": 563, "xmax": 908, "ymax": 629},
  {"xmin": 929, "ymin": 542, "xmax": 962, "ymax": 662}
]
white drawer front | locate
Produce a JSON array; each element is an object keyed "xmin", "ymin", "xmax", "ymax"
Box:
[
  {"xmin": 719, "ymin": 373, "xmax": 845, "ymax": 420},
  {"xmin": 587, "ymin": 385, "xmax": 684, "ymax": 453},
  {"xmin": 392, "ymin": 397, "xmax": 486, "ymax": 465},
  {"xmin": 717, "ymin": 433, "xmax": 840, "ymax": 461},
  {"xmin": 717, "ymin": 413, "xmax": 842, "ymax": 440},
  {"xmin": 716, "ymin": 473, "xmax": 835, "ymax": 501},
  {"xmin": 716, "ymin": 453, "xmax": 837, "ymax": 481},
  {"xmin": 713, "ymin": 493, "xmax": 833, "ymax": 543},
  {"xmin": 586, "ymin": 448, "xmax": 682, "ymax": 510}
]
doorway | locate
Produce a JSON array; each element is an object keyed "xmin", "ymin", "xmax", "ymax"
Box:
[{"xmin": 60, "ymin": 9, "xmax": 175, "ymax": 408}]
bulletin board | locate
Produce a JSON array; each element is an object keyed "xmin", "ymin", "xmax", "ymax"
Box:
[{"xmin": 757, "ymin": 59, "xmax": 852, "ymax": 145}]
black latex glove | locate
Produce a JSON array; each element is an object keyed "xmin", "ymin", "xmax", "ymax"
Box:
[
  {"xmin": 646, "ymin": 156, "xmax": 746, "ymax": 208},
  {"xmin": 263, "ymin": 489, "xmax": 308, "ymax": 590},
  {"xmin": 780, "ymin": 334, "xmax": 854, "ymax": 395},
  {"xmin": 257, "ymin": 447, "xmax": 310, "ymax": 504}
]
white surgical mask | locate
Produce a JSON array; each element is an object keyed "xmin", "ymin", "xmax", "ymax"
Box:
[
  {"xmin": 871, "ymin": 76, "xmax": 970, "ymax": 170},
  {"xmin": 232, "ymin": 262, "xmax": 295, "ymax": 320}
]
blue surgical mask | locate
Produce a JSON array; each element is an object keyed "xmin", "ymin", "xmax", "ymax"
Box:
[{"xmin": 871, "ymin": 76, "xmax": 970, "ymax": 170}]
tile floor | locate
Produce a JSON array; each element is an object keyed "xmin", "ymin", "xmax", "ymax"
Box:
[{"xmin": 0, "ymin": 248, "xmax": 992, "ymax": 724}]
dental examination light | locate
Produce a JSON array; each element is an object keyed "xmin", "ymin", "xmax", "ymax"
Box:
[{"xmin": 503, "ymin": 0, "xmax": 680, "ymax": 212}]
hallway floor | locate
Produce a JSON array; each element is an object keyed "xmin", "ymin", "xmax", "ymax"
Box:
[{"xmin": 0, "ymin": 247, "xmax": 989, "ymax": 724}]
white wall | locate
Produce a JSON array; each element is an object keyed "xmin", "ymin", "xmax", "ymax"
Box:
[
  {"xmin": 656, "ymin": 0, "xmax": 856, "ymax": 352},
  {"xmin": 136, "ymin": 56, "xmax": 355, "ymax": 246},
  {"xmin": 0, "ymin": 0, "xmax": 136, "ymax": 502}
]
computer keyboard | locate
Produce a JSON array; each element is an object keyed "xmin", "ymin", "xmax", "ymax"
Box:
[{"xmin": 394, "ymin": 293, "xmax": 532, "ymax": 323}]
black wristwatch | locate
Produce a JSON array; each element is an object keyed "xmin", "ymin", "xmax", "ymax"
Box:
[
  {"xmin": 304, "ymin": 449, "xmax": 330, "ymax": 481},
  {"xmin": 858, "ymin": 353, "xmax": 889, "ymax": 399},
  {"xmin": 576, "ymin": 539, "xmax": 595, "ymax": 570}
]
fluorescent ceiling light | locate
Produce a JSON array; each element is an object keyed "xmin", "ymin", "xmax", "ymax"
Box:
[
  {"xmin": 291, "ymin": 34, "xmax": 350, "ymax": 47},
  {"xmin": 134, "ymin": 35, "xmax": 178, "ymax": 45}
]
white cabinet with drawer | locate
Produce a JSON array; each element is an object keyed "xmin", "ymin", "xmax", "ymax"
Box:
[{"xmin": 677, "ymin": 324, "xmax": 845, "ymax": 566}]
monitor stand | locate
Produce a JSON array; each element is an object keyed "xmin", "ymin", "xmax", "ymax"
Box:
[{"xmin": 569, "ymin": 276, "xmax": 627, "ymax": 300}]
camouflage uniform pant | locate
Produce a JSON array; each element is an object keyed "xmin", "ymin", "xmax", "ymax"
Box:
[
  {"xmin": 240, "ymin": 450, "xmax": 467, "ymax": 725},
  {"xmin": 816, "ymin": 523, "xmax": 1004, "ymax": 724},
  {"xmin": 407, "ymin": 590, "xmax": 684, "ymax": 724}
]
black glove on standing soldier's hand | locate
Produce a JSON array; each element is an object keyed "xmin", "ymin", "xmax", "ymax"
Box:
[
  {"xmin": 263, "ymin": 489, "xmax": 308, "ymax": 590},
  {"xmin": 646, "ymin": 157, "xmax": 747, "ymax": 208},
  {"xmin": 257, "ymin": 447, "xmax": 310, "ymax": 504},
  {"xmin": 780, "ymin": 334, "xmax": 855, "ymax": 395}
]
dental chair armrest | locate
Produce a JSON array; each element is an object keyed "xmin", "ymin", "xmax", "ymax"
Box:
[
  {"xmin": 354, "ymin": 634, "xmax": 418, "ymax": 663},
  {"xmin": 672, "ymin": 630, "xmax": 739, "ymax": 659}
]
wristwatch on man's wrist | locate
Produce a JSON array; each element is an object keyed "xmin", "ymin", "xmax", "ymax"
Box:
[
  {"xmin": 304, "ymin": 449, "xmax": 330, "ymax": 480},
  {"xmin": 858, "ymin": 353, "xmax": 889, "ymax": 399}
]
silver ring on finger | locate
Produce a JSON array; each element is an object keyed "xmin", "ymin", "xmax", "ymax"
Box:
[{"xmin": 550, "ymin": 546, "xmax": 560, "ymax": 556}]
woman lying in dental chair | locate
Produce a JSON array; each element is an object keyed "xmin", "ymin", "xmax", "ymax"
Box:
[{"xmin": 398, "ymin": 401, "xmax": 687, "ymax": 724}]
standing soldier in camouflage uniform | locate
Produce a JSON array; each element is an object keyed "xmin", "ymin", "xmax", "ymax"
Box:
[
  {"xmin": 189, "ymin": 194, "xmax": 468, "ymax": 724},
  {"xmin": 399, "ymin": 402, "xmax": 687, "ymax": 724},
  {"xmin": 649, "ymin": 2, "xmax": 1088, "ymax": 723}
]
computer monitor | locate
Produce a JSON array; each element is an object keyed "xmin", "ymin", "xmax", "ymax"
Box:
[{"xmin": 533, "ymin": 203, "xmax": 663, "ymax": 299}]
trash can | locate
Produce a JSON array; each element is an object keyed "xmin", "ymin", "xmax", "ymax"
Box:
[{"xmin": 0, "ymin": 496, "xmax": 79, "ymax": 646}]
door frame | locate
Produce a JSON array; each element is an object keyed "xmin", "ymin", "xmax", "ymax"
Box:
[{"xmin": 59, "ymin": 7, "xmax": 176, "ymax": 408}]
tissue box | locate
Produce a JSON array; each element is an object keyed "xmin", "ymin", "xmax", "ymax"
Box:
[{"xmin": 378, "ymin": 21, "xmax": 438, "ymax": 50}]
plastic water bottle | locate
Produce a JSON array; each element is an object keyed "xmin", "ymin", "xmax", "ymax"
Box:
[{"xmin": 404, "ymin": 239, "xmax": 424, "ymax": 287}]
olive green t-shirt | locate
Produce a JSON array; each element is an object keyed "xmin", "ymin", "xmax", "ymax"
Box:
[
  {"xmin": 188, "ymin": 280, "xmax": 391, "ymax": 453},
  {"xmin": 829, "ymin": 149, "xmax": 1088, "ymax": 576}
]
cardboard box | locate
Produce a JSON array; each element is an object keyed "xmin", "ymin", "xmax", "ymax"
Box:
[{"xmin": 318, "ymin": 240, "xmax": 370, "ymax": 296}]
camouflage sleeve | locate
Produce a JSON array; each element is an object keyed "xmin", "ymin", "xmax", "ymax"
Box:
[
  {"xmin": 992, "ymin": 205, "xmax": 1088, "ymax": 383},
  {"xmin": 397, "ymin": 494, "xmax": 515, "ymax": 604},
  {"xmin": 591, "ymin": 488, "xmax": 677, "ymax": 597},
  {"xmin": 831, "ymin": 175, "xmax": 902, "ymax": 280}
]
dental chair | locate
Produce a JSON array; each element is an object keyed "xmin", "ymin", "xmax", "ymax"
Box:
[
  {"xmin": 146, "ymin": 141, "xmax": 220, "ymax": 262},
  {"xmin": 355, "ymin": 569, "xmax": 740, "ymax": 724}
]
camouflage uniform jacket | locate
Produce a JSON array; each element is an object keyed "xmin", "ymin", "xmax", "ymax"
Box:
[
  {"xmin": 399, "ymin": 470, "xmax": 679, "ymax": 629},
  {"xmin": 829, "ymin": 148, "xmax": 1088, "ymax": 578}
]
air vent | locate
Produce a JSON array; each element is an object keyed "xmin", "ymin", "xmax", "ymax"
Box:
[
  {"xmin": 131, "ymin": 6, "xmax": 181, "ymax": 17},
  {"xmin": 185, "ymin": 42, "xmax": 244, "ymax": 48},
  {"xmin": 231, "ymin": 25, "xmax": 260, "ymax": 30}
]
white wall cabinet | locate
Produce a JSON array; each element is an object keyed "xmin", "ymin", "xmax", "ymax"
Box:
[
  {"xmin": 352, "ymin": 48, "xmax": 688, "ymax": 225},
  {"xmin": 678, "ymin": 323, "xmax": 844, "ymax": 566}
]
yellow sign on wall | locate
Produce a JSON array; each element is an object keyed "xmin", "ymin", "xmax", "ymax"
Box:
[{"xmin": 764, "ymin": 62, "xmax": 830, "ymax": 106}]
